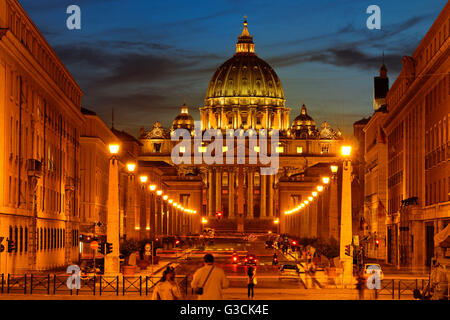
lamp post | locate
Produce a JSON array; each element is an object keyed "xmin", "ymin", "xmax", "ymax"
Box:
[
  {"xmin": 126, "ymin": 163, "xmax": 137, "ymax": 239},
  {"xmin": 139, "ymin": 175, "xmax": 149, "ymax": 235},
  {"xmin": 156, "ymin": 190, "xmax": 163, "ymax": 236},
  {"xmin": 105, "ymin": 143, "xmax": 120, "ymax": 275},
  {"xmin": 340, "ymin": 145, "xmax": 353, "ymax": 288}
]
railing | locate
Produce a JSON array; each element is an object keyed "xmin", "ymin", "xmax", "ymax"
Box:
[
  {"xmin": 0, "ymin": 273, "xmax": 189, "ymax": 296},
  {"xmin": 377, "ymin": 279, "xmax": 430, "ymax": 299}
]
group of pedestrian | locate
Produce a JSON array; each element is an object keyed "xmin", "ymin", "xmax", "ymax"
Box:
[{"xmin": 152, "ymin": 253, "xmax": 259, "ymax": 300}]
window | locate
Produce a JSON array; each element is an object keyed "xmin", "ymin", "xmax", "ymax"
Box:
[
  {"xmin": 254, "ymin": 173, "xmax": 260, "ymax": 187},
  {"xmin": 153, "ymin": 143, "xmax": 161, "ymax": 153},
  {"xmin": 24, "ymin": 227, "xmax": 28, "ymax": 252},
  {"xmin": 297, "ymin": 146, "xmax": 303, "ymax": 154},
  {"xmin": 14, "ymin": 227, "xmax": 18, "ymax": 253},
  {"xmin": 19, "ymin": 227, "xmax": 23, "ymax": 253},
  {"xmin": 222, "ymin": 172, "xmax": 229, "ymax": 187},
  {"xmin": 321, "ymin": 144, "xmax": 330, "ymax": 154}
]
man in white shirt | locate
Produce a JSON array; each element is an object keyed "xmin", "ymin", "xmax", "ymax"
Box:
[{"xmin": 191, "ymin": 254, "xmax": 229, "ymax": 300}]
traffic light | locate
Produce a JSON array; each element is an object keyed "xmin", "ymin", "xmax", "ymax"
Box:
[
  {"xmin": 375, "ymin": 239, "xmax": 380, "ymax": 248},
  {"xmin": 105, "ymin": 242, "xmax": 113, "ymax": 255},
  {"xmin": 98, "ymin": 242, "xmax": 106, "ymax": 255},
  {"xmin": 7, "ymin": 239, "xmax": 16, "ymax": 253},
  {"xmin": 175, "ymin": 239, "xmax": 180, "ymax": 247},
  {"xmin": 345, "ymin": 245, "xmax": 352, "ymax": 257}
]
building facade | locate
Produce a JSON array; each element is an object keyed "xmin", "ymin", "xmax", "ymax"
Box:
[
  {"xmin": 381, "ymin": 2, "xmax": 450, "ymax": 269},
  {"xmin": 0, "ymin": 0, "xmax": 84, "ymax": 273},
  {"xmin": 138, "ymin": 20, "xmax": 345, "ymax": 235}
]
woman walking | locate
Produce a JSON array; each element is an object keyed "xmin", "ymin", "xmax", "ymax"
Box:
[
  {"xmin": 247, "ymin": 266, "xmax": 257, "ymax": 299},
  {"xmin": 152, "ymin": 266, "xmax": 182, "ymax": 300}
]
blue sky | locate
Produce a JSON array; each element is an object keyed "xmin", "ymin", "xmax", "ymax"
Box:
[{"xmin": 19, "ymin": 0, "xmax": 448, "ymax": 136}]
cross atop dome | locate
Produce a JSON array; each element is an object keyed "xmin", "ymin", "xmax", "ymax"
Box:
[{"xmin": 236, "ymin": 17, "xmax": 256, "ymax": 55}]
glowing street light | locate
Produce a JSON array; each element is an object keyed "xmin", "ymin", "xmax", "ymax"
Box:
[
  {"xmin": 126, "ymin": 163, "xmax": 136, "ymax": 172},
  {"xmin": 108, "ymin": 144, "xmax": 120, "ymax": 155},
  {"xmin": 312, "ymin": 191, "xmax": 318, "ymax": 197},
  {"xmin": 202, "ymin": 217, "xmax": 208, "ymax": 224},
  {"xmin": 317, "ymin": 185, "xmax": 324, "ymax": 192},
  {"xmin": 163, "ymin": 195, "xmax": 168, "ymax": 201},
  {"xmin": 168, "ymin": 199, "xmax": 173, "ymax": 204},
  {"xmin": 274, "ymin": 218, "xmax": 280, "ymax": 224},
  {"xmin": 341, "ymin": 145, "xmax": 352, "ymax": 157},
  {"xmin": 139, "ymin": 175, "xmax": 148, "ymax": 184},
  {"xmin": 156, "ymin": 190, "xmax": 163, "ymax": 196},
  {"xmin": 149, "ymin": 185, "xmax": 156, "ymax": 191},
  {"xmin": 322, "ymin": 177, "xmax": 330, "ymax": 184},
  {"xmin": 308, "ymin": 196, "xmax": 313, "ymax": 202},
  {"xmin": 331, "ymin": 165, "xmax": 339, "ymax": 174}
]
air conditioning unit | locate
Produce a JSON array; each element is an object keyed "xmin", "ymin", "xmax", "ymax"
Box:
[{"xmin": 27, "ymin": 159, "xmax": 42, "ymax": 177}]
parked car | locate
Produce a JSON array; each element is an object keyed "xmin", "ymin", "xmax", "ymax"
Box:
[{"xmin": 279, "ymin": 263, "xmax": 304, "ymax": 280}]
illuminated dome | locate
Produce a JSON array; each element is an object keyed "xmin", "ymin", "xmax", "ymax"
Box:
[
  {"xmin": 172, "ymin": 102, "xmax": 194, "ymax": 131},
  {"xmin": 291, "ymin": 103, "xmax": 319, "ymax": 138},
  {"xmin": 205, "ymin": 19, "xmax": 285, "ymax": 108}
]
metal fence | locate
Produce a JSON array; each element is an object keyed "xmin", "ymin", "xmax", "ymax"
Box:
[
  {"xmin": 377, "ymin": 279, "xmax": 430, "ymax": 299},
  {"xmin": 0, "ymin": 274, "xmax": 189, "ymax": 296}
]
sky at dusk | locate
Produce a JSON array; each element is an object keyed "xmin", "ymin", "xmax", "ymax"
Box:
[{"xmin": 18, "ymin": 0, "xmax": 448, "ymax": 137}]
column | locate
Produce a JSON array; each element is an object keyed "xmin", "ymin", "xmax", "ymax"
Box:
[
  {"xmin": 215, "ymin": 169, "xmax": 222, "ymax": 213},
  {"xmin": 228, "ymin": 170, "xmax": 235, "ymax": 217},
  {"xmin": 105, "ymin": 157, "xmax": 119, "ymax": 275},
  {"xmin": 207, "ymin": 170, "xmax": 214, "ymax": 217},
  {"xmin": 247, "ymin": 170, "xmax": 254, "ymax": 218},
  {"xmin": 260, "ymin": 175, "xmax": 267, "ymax": 218},
  {"xmin": 340, "ymin": 159, "xmax": 353, "ymax": 287},
  {"xmin": 150, "ymin": 193, "xmax": 156, "ymax": 237},
  {"xmin": 329, "ymin": 179, "xmax": 339, "ymax": 241},
  {"xmin": 163, "ymin": 201, "xmax": 168, "ymax": 235},
  {"xmin": 268, "ymin": 174, "xmax": 274, "ymax": 218}
]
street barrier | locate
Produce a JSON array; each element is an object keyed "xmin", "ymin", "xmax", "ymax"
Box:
[{"xmin": 0, "ymin": 273, "xmax": 189, "ymax": 297}]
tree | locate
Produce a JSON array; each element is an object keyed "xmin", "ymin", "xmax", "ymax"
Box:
[{"xmin": 119, "ymin": 239, "xmax": 140, "ymax": 266}]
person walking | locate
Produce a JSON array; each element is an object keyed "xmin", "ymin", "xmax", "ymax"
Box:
[
  {"xmin": 247, "ymin": 266, "xmax": 257, "ymax": 299},
  {"xmin": 191, "ymin": 254, "xmax": 229, "ymax": 300},
  {"xmin": 152, "ymin": 266, "xmax": 182, "ymax": 300}
]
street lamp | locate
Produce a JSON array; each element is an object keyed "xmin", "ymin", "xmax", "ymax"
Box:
[
  {"xmin": 317, "ymin": 185, "xmax": 324, "ymax": 192},
  {"xmin": 340, "ymin": 144, "xmax": 353, "ymax": 287},
  {"xmin": 105, "ymin": 143, "xmax": 121, "ymax": 275},
  {"xmin": 168, "ymin": 199, "xmax": 173, "ymax": 204},
  {"xmin": 156, "ymin": 190, "xmax": 163, "ymax": 196},
  {"xmin": 108, "ymin": 144, "xmax": 120, "ymax": 155},
  {"xmin": 149, "ymin": 185, "xmax": 156, "ymax": 191},
  {"xmin": 312, "ymin": 191, "xmax": 318, "ymax": 197},
  {"xmin": 331, "ymin": 165, "xmax": 339, "ymax": 174},
  {"xmin": 139, "ymin": 175, "xmax": 148, "ymax": 184},
  {"xmin": 126, "ymin": 163, "xmax": 136, "ymax": 173},
  {"xmin": 308, "ymin": 196, "xmax": 313, "ymax": 202},
  {"xmin": 322, "ymin": 177, "xmax": 330, "ymax": 184},
  {"xmin": 163, "ymin": 195, "xmax": 168, "ymax": 201}
]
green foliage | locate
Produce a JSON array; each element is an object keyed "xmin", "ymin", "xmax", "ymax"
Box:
[
  {"xmin": 295, "ymin": 237, "xmax": 339, "ymax": 260},
  {"xmin": 119, "ymin": 239, "xmax": 140, "ymax": 265}
]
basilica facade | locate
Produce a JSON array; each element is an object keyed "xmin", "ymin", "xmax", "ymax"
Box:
[{"xmin": 138, "ymin": 20, "xmax": 344, "ymax": 233}]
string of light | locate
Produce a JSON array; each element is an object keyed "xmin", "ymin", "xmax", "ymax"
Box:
[{"xmin": 284, "ymin": 176, "xmax": 330, "ymax": 216}]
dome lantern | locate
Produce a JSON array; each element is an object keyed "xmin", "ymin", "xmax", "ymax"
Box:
[{"xmin": 235, "ymin": 17, "xmax": 256, "ymax": 55}]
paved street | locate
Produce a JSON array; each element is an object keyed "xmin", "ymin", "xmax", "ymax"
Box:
[{"xmin": 0, "ymin": 235, "xmax": 429, "ymax": 300}]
